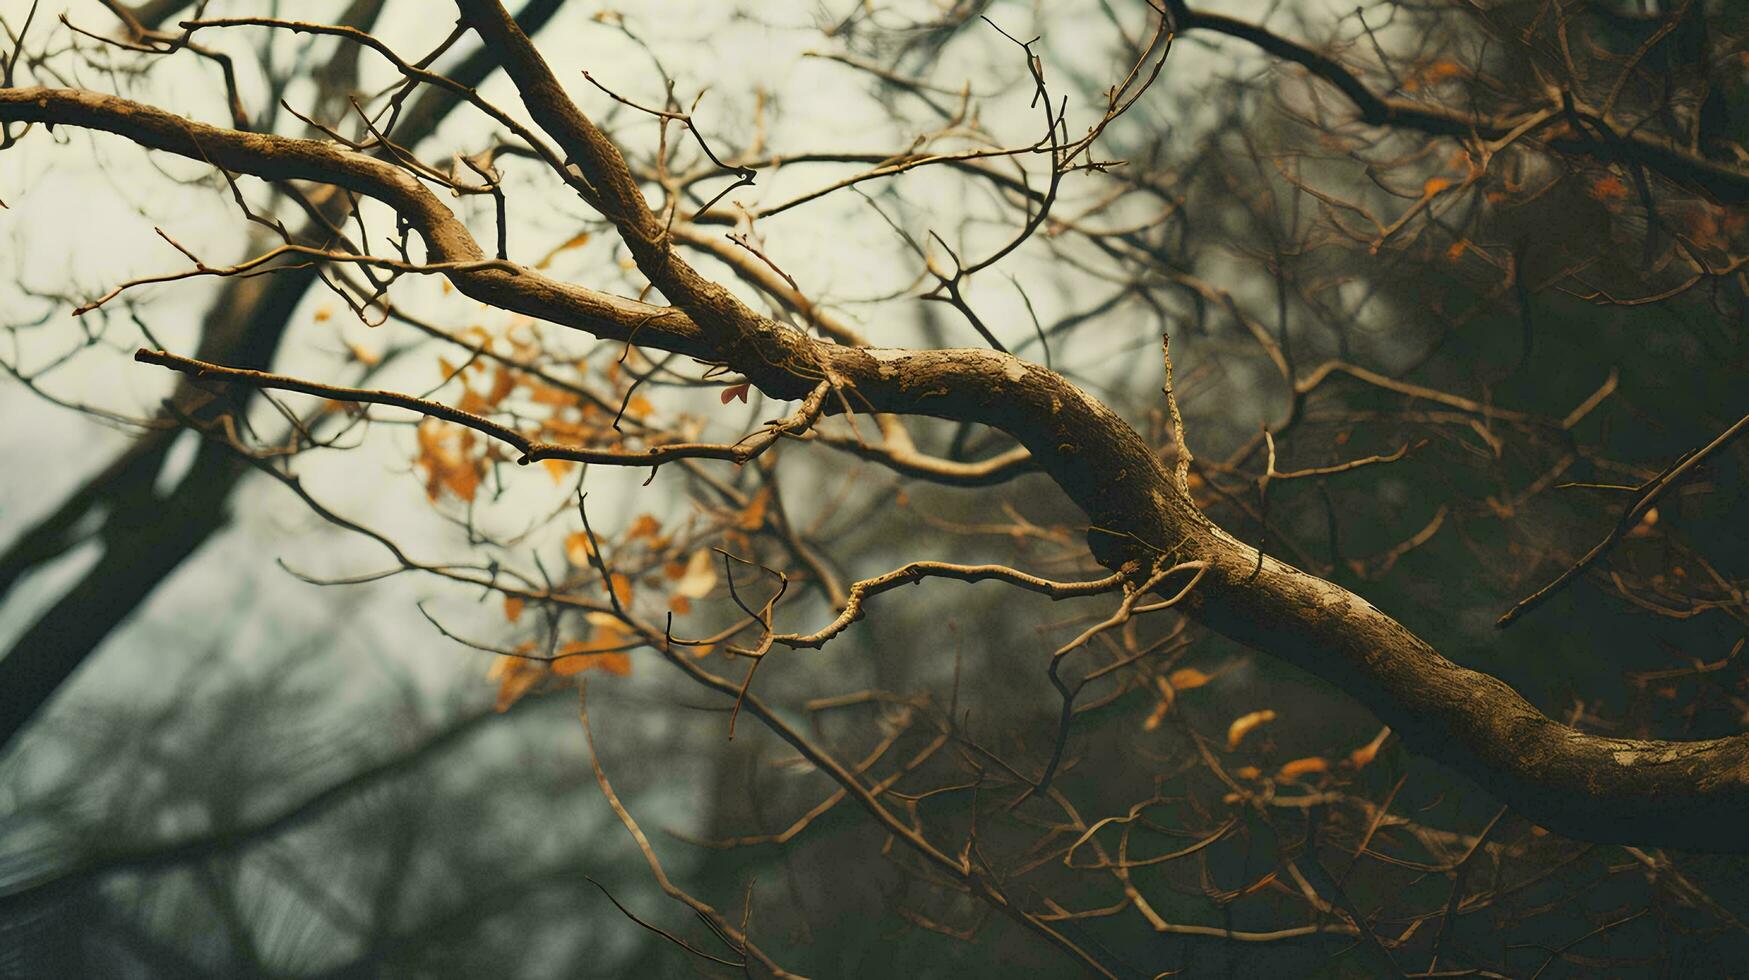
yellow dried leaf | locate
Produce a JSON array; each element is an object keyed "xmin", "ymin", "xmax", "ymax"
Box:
[
  {"xmin": 1226, "ymin": 709, "xmax": 1278, "ymax": 750},
  {"xmin": 503, "ymin": 596, "xmax": 525, "ymax": 623}
]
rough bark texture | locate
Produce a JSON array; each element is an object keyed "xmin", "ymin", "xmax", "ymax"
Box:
[{"xmin": 5, "ymin": 35, "xmax": 1747, "ymax": 855}]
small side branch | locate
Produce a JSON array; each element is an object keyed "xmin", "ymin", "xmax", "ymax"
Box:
[
  {"xmin": 775, "ymin": 563, "xmax": 1127, "ymax": 650},
  {"xmin": 135, "ymin": 348, "xmax": 830, "ymax": 469},
  {"xmin": 1498, "ymin": 413, "xmax": 1749, "ymax": 627}
]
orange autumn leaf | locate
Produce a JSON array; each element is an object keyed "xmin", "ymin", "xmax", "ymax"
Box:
[
  {"xmin": 457, "ymin": 387, "xmax": 489, "ymax": 415},
  {"xmin": 542, "ymin": 418, "xmax": 597, "ymax": 443},
  {"xmin": 1226, "ymin": 709, "xmax": 1278, "ymax": 750},
  {"xmin": 1424, "ymin": 60, "xmax": 1464, "ymax": 82},
  {"xmin": 542, "ymin": 458, "xmax": 575, "ymax": 484},
  {"xmin": 1167, "ymin": 667, "xmax": 1212, "ymax": 691},
  {"xmin": 1348, "ymin": 727, "xmax": 1391, "ymax": 769},
  {"xmin": 1141, "ymin": 702, "xmax": 1170, "ymax": 731},
  {"xmin": 553, "ymin": 620, "xmax": 634, "ymax": 677},
  {"xmin": 488, "ymin": 652, "xmax": 545, "ymax": 712},
  {"xmin": 1445, "ymin": 240, "xmax": 1468, "ymax": 262},
  {"xmin": 1587, "ymin": 175, "xmax": 1630, "ymax": 202},
  {"xmin": 739, "ymin": 487, "xmax": 772, "ymax": 530},
  {"xmin": 503, "ymin": 595, "xmax": 525, "ymax": 623},
  {"xmin": 1422, "ymin": 176, "xmax": 1452, "ymax": 196},
  {"xmin": 1276, "ymin": 756, "xmax": 1330, "ymax": 780},
  {"xmin": 345, "ymin": 341, "xmax": 380, "ymax": 366},
  {"xmin": 552, "ymin": 642, "xmax": 632, "ymax": 677},
  {"xmin": 1403, "ymin": 59, "xmax": 1464, "ymax": 92},
  {"xmin": 415, "ymin": 419, "xmax": 483, "ymax": 502},
  {"xmin": 564, "ymin": 530, "xmax": 596, "ymax": 566},
  {"xmin": 608, "ymin": 572, "xmax": 634, "ymax": 607},
  {"xmin": 674, "ymin": 549, "xmax": 718, "ymax": 599},
  {"xmin": 486, "ymin": 365, "xmax": 517, "ymax": 407},
  {"xmin": 626, "ymin": 514, "xmax": 663, "ymax": 542},
  {"xmin": 1681, "ymin": 207, "xmax": 1726, "ymax": 248},
  {"xmin": 442, "ymin": 463, "xmax": 480, "ymax": 502},
  {"xmin": 720, "ymin": 382, "xmax": 751, "ymax": 404},
  {"xmin": 668, "ymin": 594, "xmax": 692, "ymax": 615},
  {"xmin": 528, "ymin": 382, "xmax": 578, "ymax": 407},
  {"xmin": 1626, "ymin": 507, "xmax": 1659, "ymax": 538},
  {"xmin": 557, "ymin": 650, "xmax": 632, "ymax": 676},
  {"xmin": 1232, "ymin": 766, "xmax": 1262, "ymax": 780},
  {"xmin": 534, "ymin": 230, "xmax": 592, "ymax": 270},
  {"xmin": 624, "ymin": 394, "xmax": 654, "ymax": 419}
]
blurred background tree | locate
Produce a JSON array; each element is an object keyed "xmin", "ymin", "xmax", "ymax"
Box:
[{"xmin": 1, "ymin": 1, "xmax": 1746, "ymax": 976}]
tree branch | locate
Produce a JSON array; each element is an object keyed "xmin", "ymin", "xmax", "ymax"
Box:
[{"xmin": 5, "ymin": 47, "xmax": 1748, "ymax": 860}]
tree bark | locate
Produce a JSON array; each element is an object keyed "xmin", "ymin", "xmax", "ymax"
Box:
[{"xmin": 3, "ymin": 13, "xmax": 1746, "ymax": 853}]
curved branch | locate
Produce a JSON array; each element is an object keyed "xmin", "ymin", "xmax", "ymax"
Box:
[
  {"xmin": 5, "ymin": 56, "xmax": 1749, "ymax": 858},
  {"xmin": 1165, "ymin": 1, "xmax": 1749, "ymax": 202},
  {"xmin": 775, "ymin": 563, "xmax": 1126, "ymax": 649}
]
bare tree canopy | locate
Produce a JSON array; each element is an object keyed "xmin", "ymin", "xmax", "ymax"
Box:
[{"xmin": 2, "ymin": 1, "xmax": 1747, "ymax": 976}]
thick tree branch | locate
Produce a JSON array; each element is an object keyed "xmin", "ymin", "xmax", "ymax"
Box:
[
  {"xmin": 5, "ymin": 59, "xmax": 1747, "ymax": 861},
  {"xmin": 1166, "ymin": 1, "xmax": 1749, "ymax": 202}
]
